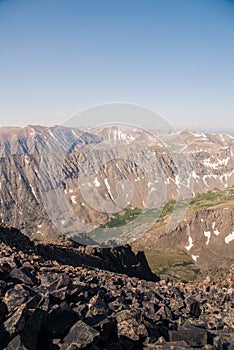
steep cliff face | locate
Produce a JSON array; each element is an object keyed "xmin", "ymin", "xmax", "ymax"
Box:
[{"xmin": 0, "ymin": 126, "xmax": 233, "ymax": 242}]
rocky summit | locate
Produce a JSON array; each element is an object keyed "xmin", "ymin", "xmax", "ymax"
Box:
[{"xmin": 0, "ymin": 224, "xmax": 233, "ymax": 350}]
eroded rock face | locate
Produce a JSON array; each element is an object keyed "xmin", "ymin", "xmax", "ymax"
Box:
[
  {"xmin": 0, "ymin": 126, "xmax": 233, "ymax": 242},
  {"xmin": 0, "ymin": 224, "xmax": 234, "ymax": 349}
]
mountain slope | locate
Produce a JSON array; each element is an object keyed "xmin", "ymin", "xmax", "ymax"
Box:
[
  {"xmin": 132, "ymin": 186, "xmax": 234, "ymax": 280},
  {"xmin": 0, "ymin": 125, "xmax": 233, "ymax": 243}
]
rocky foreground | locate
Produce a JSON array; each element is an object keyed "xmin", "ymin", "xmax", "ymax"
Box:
[{"xmin": 0, "ymin": 225, "xmax": 234, "ymax": 349}]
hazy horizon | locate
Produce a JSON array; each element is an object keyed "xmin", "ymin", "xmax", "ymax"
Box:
[{"xmin": 0, "ymin": 123, "xmax": 233, "ymax": 136}]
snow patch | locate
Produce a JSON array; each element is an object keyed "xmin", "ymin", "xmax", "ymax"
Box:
[
  {"xmin": 174, "ymin": 175, "xmax": 180, "ymax": 187},
  {"xmin": 94, "ymin": 177, "xmax": 100, "ymax": 187},
  {"xmin": 71, "ymin": 196, "xmax": 77, "ymax": 204},
  {"xmin": 116, "ymin": 164, "xmax": 122, "ymax": 173},
  {"xmin": 49, "ymin": 129, "xmax": 56, "ymax": 139},
  {"xmin": 204, "ymin": 231, "xmax": 211, "ymax": 245},
  {"xmin": 104, "ymin": 178, "xmax": 114, "ymax": 200},
  {"xmin": 224, "ymin": 232, "xmax": 234, "ymax": 244},
  {"xmin": 192, "ymin": 171, "xmax": 199, "ymax": 180},
  {"xmin": 31, "ymin": 186, "xmax": 38, "ymax": 201},
  {"xmin": 203, "ymin": 157, "xmax": 230, "ymax": 170},
  {"xmin": 192, "ymin": 255, "xmax": 199, "ymax": 262},
  {"xmin": 149, "ymin": 187, "xmax": 156, "ymax": 194},
  {"xmin": 185, "ymin": 236, "xmax": 193, "ymax": 251}
]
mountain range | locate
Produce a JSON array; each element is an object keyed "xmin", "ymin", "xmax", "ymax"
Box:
[
  {"xmin": 0, "ymin": 125, "xmax": 233, "ymax": 279},
  {"xmin": 0, "ymin": 125, "xmax": 234, "ymax": 348}
]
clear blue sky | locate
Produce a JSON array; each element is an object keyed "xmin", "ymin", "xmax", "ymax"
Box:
[{"xmin": 0, "ymin": 0, "xmax": 234, "ymax": 130}]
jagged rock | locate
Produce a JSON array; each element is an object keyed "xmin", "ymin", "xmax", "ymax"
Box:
[
  {"xmin": 186, "ymin": 297, "xmax": 201, "ymax": 318},
  {"xmin": 10, "ymin": 267, "xmax": 38, "ymax": 286},
  {"xmin": 0, "ymin": 304, "xmax": 26, "ymax": 349},
  {"xmin": 60, "ymin": 320, "xmax": 100, "ymax": 349},
  {"xmin": 156, "ymin": 306, "xmax": 173, "ymax": 321},
  {"xmin": 3, "ymin": 285, "xmax": 31, "ymax": 312},
  {"xmin": 49, "ymin": 286, "xmax": 68, "ymax": 303},
  {"xmin": 56, "ymin": 273, "xmax": 71, "ymax": 289},
  {"xmin": 116, "ymin": 310, "xmax": 148, "ymax": 341},
  {"xmin": 20, "ymin": 300, "xmax": 48, "ymax": 350},
  {"xmin": 5, "ymin": 335, "xmax": 23, "ymax": 350}
]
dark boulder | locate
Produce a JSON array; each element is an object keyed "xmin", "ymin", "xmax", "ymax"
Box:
[
  {"xmin": 42, "ymin": 306, "xmax": 79, "ymax": 338},
  {"xmin": 0, "ymin": 304, "xmax": 26, "ymax": 349}
]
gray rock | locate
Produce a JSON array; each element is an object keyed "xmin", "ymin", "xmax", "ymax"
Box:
[
  {"xmin": 169, "ymin": 326, "xmax": 207, "ymax": 347},
  {"xmin": 5, "ymin": 335, "xmax": 24, "ymax": 350},
  {"xmin": 3, "ymin": 285, "xmax": 31, "ymax": 312},
  {"xmin": 10, "ymin": 267, "xmax": 38, "ymax": 286},
  {"xmin": 61, "ymin": 320, "xmax": 100, "ymax": 349}
]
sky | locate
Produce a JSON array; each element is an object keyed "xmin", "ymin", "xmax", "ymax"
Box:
[{"xmin": 0, "ymin": 0, "xmax": 234, "ymax": 131}]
